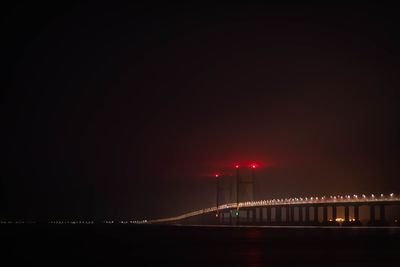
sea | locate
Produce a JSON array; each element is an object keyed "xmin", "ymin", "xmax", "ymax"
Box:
[{"xmin": 1, "ymin": 224, "xmax": 400, "ymax": 266}]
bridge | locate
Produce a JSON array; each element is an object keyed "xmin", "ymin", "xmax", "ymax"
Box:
[
  {"xmin": 148, "ymin": 165, "xmax": 400, "ymax": 226},
  {"xmin": 148, "ymin": 193, "xmax": 400, "ymax": 226}
]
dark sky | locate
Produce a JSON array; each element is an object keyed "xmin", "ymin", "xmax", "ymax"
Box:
[{"xmin": 2, "ymin": 3, "xmax": 400, "ymax": 220}]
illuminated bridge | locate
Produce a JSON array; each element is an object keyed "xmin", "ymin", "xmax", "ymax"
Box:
[
  {"xmin": 148, "ymin": 165, "xmax": 400, "ymax": 226},
  {"xmin": 148, "ymin": 193, "xmax": 400, "ymax": 226}
]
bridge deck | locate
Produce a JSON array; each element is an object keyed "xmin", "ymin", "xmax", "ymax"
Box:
[{"xmin": 148, "ymin": 195, "xmax": 400, "ymax": 224}]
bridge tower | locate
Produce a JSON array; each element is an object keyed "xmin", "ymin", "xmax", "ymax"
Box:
[
  {"xmin": 216, "ymin": 174, "xmax": 233, "ymax": 217},
  {"xmin": 236, "ymin": 165, "xmax": 256, "ymax": 208}
]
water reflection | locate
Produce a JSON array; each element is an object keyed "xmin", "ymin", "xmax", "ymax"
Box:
[{"xmin": 244, "ymin": 229, "xmax": 262, "ymax": 266}]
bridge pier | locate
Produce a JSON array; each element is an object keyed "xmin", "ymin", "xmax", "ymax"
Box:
[
  {"xmin": 298, "ymin": 206, "xmax": 303, "ymax": 224},
  {"xmin": 380, "ymin": 205, "xmax": 385, "ymax": 221},
  {"xmin": 267, "ymin": 207, "xmax": 271, "ymax": 224},
  {"xmin": 322, "ymin": 206, "xmax": 328, "ymax": 224},
  {"xmin": 290, "ymin": 206, "xmax": 294, "ymax": 224},
  {"xmin": 305, "ymin": 206, "xmax": 310, "ymax": 223},
  {"xmin": 286, "ymin": 207, "xmax": 290, "ymax": 224},
  {"xmin": 378, "ymin": 205, "xmax": 388, "ymax": 226},
  {"xmin": 258, "ymin": 208, "xmax": 263, "ymax": 223},
  {"xmin": 276, "ymin": 207, "xmax": 282, "ymax": 224},
  {"xmin": 314, "ymin": 206, "xmax": 319, "ymax": 225},
  {"xmin": 354, "ymin": 205, "xmax": 361, "ymax": 225},
  {"xmin": 354, "ymin": 206, "xmax": 359, "ymax": 221},
  {"xmin": 369, "ymin": 205, "xmax": 375, "ymax": 225},
  {"xmin": 252, "ymin": 208, "xmax": 256, "ymax": 224},
  {"xmin": 344, "ymin": 205, "xmax": 349, "ymax": 223},
  {"xmin": 332, "ymin": 206, "xmax": 337, "ymax": 223}
]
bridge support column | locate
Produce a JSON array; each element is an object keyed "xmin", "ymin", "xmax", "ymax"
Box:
[
  {"xmin": 286, "ymin": 207, "xmax": 290, "ymax": 224},
  {"xmin": 298, "ymin": 206, "xmax": 303, "ymax": 223},
  {"xmin": 378, "ymin": 205, "xmax": 387, "ymax": 225},
  {"xmin": 369, "ymin": 205, "xmax": 375, "ymax": 225},
  {"xmin": 332, "ymin": 206, "xmax": 337, "ymax": 223},
  {"xmin": 354, "ymin": 206, "xmax": 360, "ymax": 223},
  {"xmin": 246, "ymin": 209, "xmax": 250, "ymax": 224},
  {"xmin": 314, "ymin": 206, "xmax": 319, "ymax": 224},
  {"xmin": 266, "ymin": 207, "xmax": 271, "ymax": 224},
  {"xmin": 259, "ymin": 208, "xmax": 263, "ymax": 223},
  {"xmin": 252, "ymin": 208, "xmax": 256, "ymax": 224},
  {"xmin": 323, "ymin": 206, "xmax": 328, "ymax": 224},
  {"xmin": 379, "ymin": 205, "xmax": 385, "ymax": 221},
  {"xmin": 276, "ymin": 207, "xmax": 282, "ymax": 224},
  {"xmin": 344, "ymin": 206, "xmax": 349, "ymax": 223},
  {"xmin": 229, "ymin": 211, "xmax": 232, "ymax": 225},
  {"xmin": 354, "ymin": 205, "xmax": 361, "ymax": 225},
  {"xmin": 305, "ymin": 206, "xmax": 310, "ymax": 224},
  {"xmin": 290, "ymin": 206, "xmax": 295, "ymax": 224}
]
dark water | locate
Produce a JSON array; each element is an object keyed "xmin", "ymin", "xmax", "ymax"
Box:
[{"xmin": 1, "ymin": 224, "xmax": 400, "ymax": 266}]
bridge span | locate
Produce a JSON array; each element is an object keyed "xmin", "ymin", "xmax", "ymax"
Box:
[{"xmin": 148, "ymin": 193, "xmax": 400, "ymax": 226}]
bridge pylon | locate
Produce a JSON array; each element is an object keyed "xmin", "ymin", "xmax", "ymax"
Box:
[
  {"xmin": 235, "ymin": 165, "xmax": 256, "ymax": 224},
  {"xmin": 216, "ymin": 174, "xmax": 233, "ymax": 217}
]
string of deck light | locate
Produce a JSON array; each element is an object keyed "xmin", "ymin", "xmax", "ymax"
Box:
[{"xmin": 148, "ymin": 192, "xmax": 399, "ymax": 224}]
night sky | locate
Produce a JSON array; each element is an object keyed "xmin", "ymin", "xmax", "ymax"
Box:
[{"xmin": 2, "ymin": 3, "xmax": 400, "ymax": 221}]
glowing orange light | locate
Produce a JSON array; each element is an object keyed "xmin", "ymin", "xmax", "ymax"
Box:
[{"xmin": 215, "ymin": 213, "xmax": 219, "ymax": 218}]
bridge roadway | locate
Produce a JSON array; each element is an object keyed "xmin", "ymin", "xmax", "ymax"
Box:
[{"xmin": 148, "ymin": 194, "xmax": 400, "ymax": 226}]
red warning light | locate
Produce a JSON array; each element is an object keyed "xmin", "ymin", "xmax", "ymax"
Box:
[
  {"xmin": 215, "ymin": 174, "xmax": 219, "ymax": 178},
  {"xmin": 251, "ymin": 164, "xmax": 256, "ymax": 169},
  {"xmin": 235, "ymin": 164, "xmax": 240, "ymax": 169}
]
